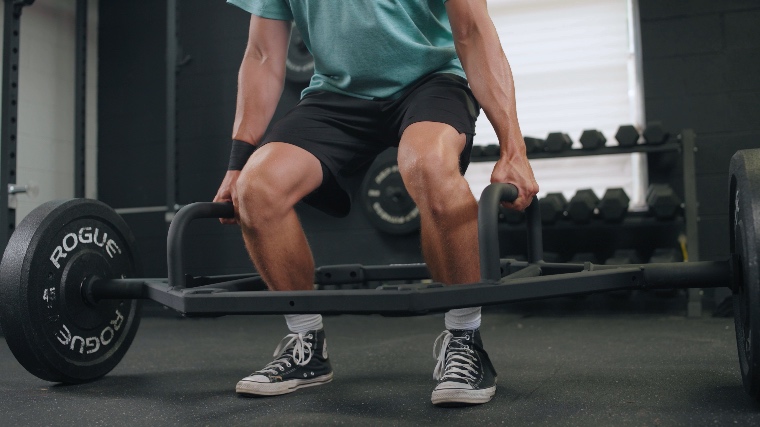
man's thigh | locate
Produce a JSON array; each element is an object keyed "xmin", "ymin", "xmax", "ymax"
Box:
[
  {"xmin": 260, "ymin": 92, "xmax": 388, "ymax": 217},
  {"xmin": 388, "ymin": 73, "xmax": 480, "ymax": 175}
]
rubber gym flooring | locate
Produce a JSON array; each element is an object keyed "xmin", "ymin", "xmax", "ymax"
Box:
[{"xmin": 1, "ymin": 293, "xmax": 759, "ymax": 426}]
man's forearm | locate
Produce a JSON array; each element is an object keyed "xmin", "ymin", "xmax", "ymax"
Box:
[
  {"xmin": 231, "ymin": 53, "xmax": 287, "ymax": 145},
  {"xmin": 452, "ymin": 16, "xmax": 524, "ymax": 157}
]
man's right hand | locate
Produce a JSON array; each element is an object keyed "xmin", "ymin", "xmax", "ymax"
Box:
[{"xmin": 213, "ymin": 170, "xmax": 241, "ymax": 225}]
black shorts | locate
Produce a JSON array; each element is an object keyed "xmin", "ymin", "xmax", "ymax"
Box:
[{"xmin": 261, "ymin": 73, "xmax": 480, "ymax": 217}]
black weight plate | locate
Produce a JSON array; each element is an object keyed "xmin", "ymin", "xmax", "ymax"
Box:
[
  {"xmin": 0, "ymin": 199, "xmax": 142, "ymax": 383},
  {"xmin": 729, "ymin": 149, "xmax": 760, "ymax": 401},
  {"xmin": 361, "ymin": 157, "xmax": 421, "ymax": 235},
  {"xmin": 286, "ymin": 23, "xmax": 314, "ymax": 83}
]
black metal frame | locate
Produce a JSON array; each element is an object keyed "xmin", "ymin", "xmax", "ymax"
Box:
[
  {"xmin": 472, "ymin": 141, "xmax": 683, "ymax": 162},
  {"xmin": 1, "ymin": 0, "xmax": 90, "ymax": 238},
  {"xmin": 83, "ymin": 181, "xmax": 733, "ymax": 318},
  {"xmin": 165, "ymin": 0, "xmax": 178, "ymax": 214},
  {"xmin": 0, "ymin": 0, "xmax": 34, "ymax": 254},
  {"xmin": 680, "ymin": 130, "xmax": 702, "ymax": 316},
  {"xmin": 86, "ymin": 260, "xmax": 730, "ymax": 317},
  {"xmin": 74, "ymin": 0, "xmax": 87, "ymax": 198}
]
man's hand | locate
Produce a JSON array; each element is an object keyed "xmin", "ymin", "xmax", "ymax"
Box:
[
  {"xmin": 490, "ymin": 146, "xmax": 539, "ymax": 212},
  {"xmin": 213, "ymin": 170, "xmax": 241, "ymax": 225}
]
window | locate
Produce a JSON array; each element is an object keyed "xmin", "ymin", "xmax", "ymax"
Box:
[{"xmin": 467, "ymin": 0, "xmax": 646, "ymax": 208}]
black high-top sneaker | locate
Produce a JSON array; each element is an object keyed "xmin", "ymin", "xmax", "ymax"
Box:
[
  {"xmin": 431, "ymin": 329, "xmax": 497, "ymax": 406},
  {"xmin": 236, "ymin": 329, "xmax": 333, "ymax": 396}
]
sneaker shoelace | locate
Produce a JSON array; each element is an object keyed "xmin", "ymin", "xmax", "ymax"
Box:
[
  {"xmin": 254, "ymin": 332, "xmax": 314, "ymax": 376},
  {"xmin": 432, "ymin": 330, "xmax": 478, "ymax": 382}
]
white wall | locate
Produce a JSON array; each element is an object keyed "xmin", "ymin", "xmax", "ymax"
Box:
[
  {"xmin": 466, "ymin": 0, "xmax": 646, "ymax": 207},
  {"xmin": 0, "ymin": 0, "xmax": 98, "ymax": 223}
]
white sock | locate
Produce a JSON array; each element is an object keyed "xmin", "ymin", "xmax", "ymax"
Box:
[
  {"xmin": 284, "ymin": 314, "xmax": 323, "ymax": 334},
  {"xmin": 445, "ymin": 307, "xmax": 481, "ymax": 331}
]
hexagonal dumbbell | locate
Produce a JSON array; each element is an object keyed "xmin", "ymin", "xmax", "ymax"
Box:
[
  {"xmin": 482, "ymin": 144, "xmax": 500, "ymax": 157},
  {"xmin": 524, "ymin": 136, "xmax": 545, "ymax": 154},
  {"xmin": 643, "ymin": 121, "xmax": 670, "ymax": 144},
  {"xmin": 470, "ymin": 145, "xmax": 484, "ymax": 158},
  {"xmin": 567, "ymin": 189, "xmax": 599, "ymax": 223},
  {"xmin": 615, "ymin": 125, "xmax": 640, "ymax": 147},
  {"xmin": 539, "ymin": 193, "xmax": 567, "ymax": 225},
  {"xmin": 579, "ymin": 129, "xmax": 607, "ymax": 150},
  {"xmin": 545, "ymin": 132, "xmax": 573, "ymax": 152},
  {"xmin": 646, "ymin": 184, "xmax": 682, "ymax": 219},
  {"xmin": 598, "ymin": 188, "xmax": 630, "ymax": 222}
]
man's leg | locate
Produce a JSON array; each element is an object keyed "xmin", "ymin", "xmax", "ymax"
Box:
[
  {"xmin": 398, "ymin": 121, "xmax": 497, "ymax": 406},
  {"xmin": 236, "ymin": 142, "xmax": 322, "ymax": 292},
  {"xmin": 235, "ymin": 142, "xmax": 333, "ymax": 396},
  {"xmin": 397, "ymin": 122, "xmax": 479, "ymax": 285},
  {"xmin": 398, "ymin": 121, "xmax": 482, "ymax": 330}
]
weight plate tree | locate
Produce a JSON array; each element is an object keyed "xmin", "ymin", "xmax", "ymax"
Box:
[
  {"xmin": 361, "ymin": 151, "xmax": 421, "ymax": 235},
  {"xmin": 0, "ymin": 199, "xmax": 141, "ymax": 383},
  {"xmin": 730, "ymin": 149, "xmax": 760, "ymax": 399}
]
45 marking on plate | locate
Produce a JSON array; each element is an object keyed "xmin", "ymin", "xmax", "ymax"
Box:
[{"xmin": 43, "ymin": 287, "xmax": 56, "ymax": 309}]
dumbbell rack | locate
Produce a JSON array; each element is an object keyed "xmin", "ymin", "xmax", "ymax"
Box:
[{"xmin": 470, "ymin": 130, "xmax": 702, "ymax": 316}]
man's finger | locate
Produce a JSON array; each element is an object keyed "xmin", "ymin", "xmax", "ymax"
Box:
[{"xmin": 501, "ymin": 196, "xmax": 532, "ymax": 212}]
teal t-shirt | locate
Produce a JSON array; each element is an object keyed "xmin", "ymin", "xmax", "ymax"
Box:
[{"xmin": 227, "ymin": 0, "xmax": 465, "ymax": 100}]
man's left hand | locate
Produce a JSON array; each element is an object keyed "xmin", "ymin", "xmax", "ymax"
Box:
[{"xmin": 490, "ymin": 146, "xmax": 539, "ymax": 211}]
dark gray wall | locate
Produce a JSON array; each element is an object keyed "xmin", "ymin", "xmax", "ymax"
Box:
[
  {"xmin": 98, "ymin": 1, "xmax": 422, "ymax": 278},
  {"xmin": 98, "ymin": 1, "xmax": 166, "ymax": 209},
  {"xmin": 98, "ymin": 0, "xmax": 271, "ymax": 277},
  {"xmin": 640, "ymin": 0, "xmax": 760, "ymax": 261},
  {"xmin": 98, "ymin": 0, "xmax": 168, "ymax": 276}
]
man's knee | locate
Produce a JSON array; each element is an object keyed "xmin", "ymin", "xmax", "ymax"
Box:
[
  {"xmin": 397, "ymin": 123, "xmax": 471, "ymax": 214},
  {"xmin": 398, "ymin": 122, "xmax": 465, "ymax": 178},
  {"xmin": 235, "ymin": 143, "xmax": 322, "ymax": 226},
  {"xmin": 397, "ymin": 146, "xmax": 450, "ymax": 188},
  {"xmin": 236, "ymin": 167, "xmax": 290, "ymax": 226}
]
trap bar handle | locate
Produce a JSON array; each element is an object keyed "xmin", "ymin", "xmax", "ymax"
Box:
[
  {"xmin": 168, "ymin": 202, "xmax": 234, "ymax": 288},
  {"xmin": 478, "ymin": 183, "xmax": 542, "ymax": 282}
]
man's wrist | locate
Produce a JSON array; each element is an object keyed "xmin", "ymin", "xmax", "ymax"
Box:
[
  {"xmin": 227, "ymin": 139, "xmax": 257, "ymax": 170},
  {"xmin": 497, "ymin": 131, "xmax": 527, "ymax": 158}
]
